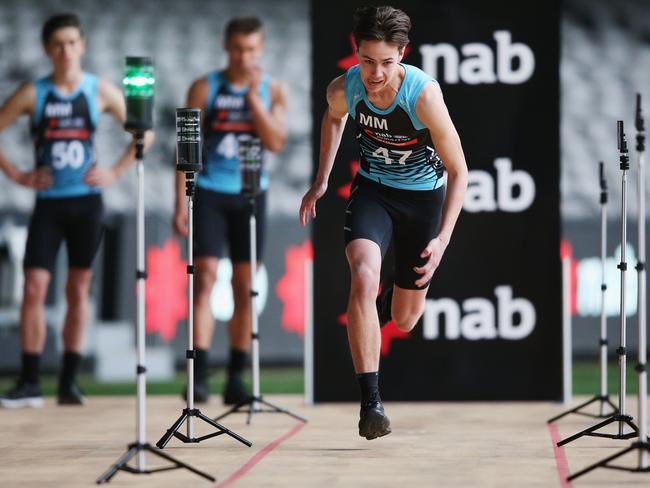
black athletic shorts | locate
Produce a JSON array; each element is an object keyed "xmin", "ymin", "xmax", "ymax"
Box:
[
  {"xmin": 194, "ymin": 186, "xmax": 266, "ymax": 262},
  {"xmin": 344, "ymin": 174, "xmax": 445, "ymax": 290},
  {"xmin": 24, "ymin": 194, "xmax": 104, "ymax": 272}
]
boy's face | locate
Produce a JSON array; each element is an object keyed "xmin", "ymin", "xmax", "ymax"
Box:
[
  {"xmin": 225, "ymin": 31, "xmax": 264, "ymax": 74},
  {"xmin": 356, "ymin": 40, "xmax": 404, "ymax": 94},
  {"xmin": 44, "ymin": 26, "xmax": 85, "ymax": 70}
]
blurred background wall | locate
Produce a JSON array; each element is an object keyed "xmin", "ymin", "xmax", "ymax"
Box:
[{"xmin": 0, "ymin": 0, "xmax": 648, "ymax": 381}]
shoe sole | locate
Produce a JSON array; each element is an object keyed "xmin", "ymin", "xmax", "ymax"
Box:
[
  {"xmin": 0, "ymin": 397, "xmax": 44, "ymax": 409},
  {"xmin": 359, "ymin": 411, "xmax": 392, "ymax": 440}
]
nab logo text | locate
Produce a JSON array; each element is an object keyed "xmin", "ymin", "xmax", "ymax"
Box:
[
  {"xmin": 215, "ymin": 95, "xmax": 244, "ymax": 110},
  {"xmin": 464, "ymin": 158, "xmax": 536, "ymax": 213},
  {"xmin": 360, "ymin": 113, "xmax": 388, "ymax": 130},
  {"xmin": 419, "ymin": 31, "xmax": 535, "ymax": 85},
  {"xmin": 45, "ymin": 102, "xmax": 72, "ymax": 118},
  {"xmin": 423, "ymin": 286, "xmax": 536, "ymax": 341}
]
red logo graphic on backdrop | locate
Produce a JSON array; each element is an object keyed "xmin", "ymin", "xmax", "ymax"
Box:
[
  {"xmin": 560, "ymin": 239, "xmax": 577, "ymax": 315},
  {"xmin": 145, "ymin": 239, "xmax": 188, "ymax": 341},
  {"xmin": 337, "ymin": 305, "xmax": 411, "ymax": 357},
  {"xmin": 276, "ymin": 240, "xmax": 313, "ymax": 337},
  {"xmin": 337, "ymin": 34, "xmax": 411, "ymax": 71},
  {"xmin": 338, "ymin": 160, "xmax": 360, "ymax": 199}
]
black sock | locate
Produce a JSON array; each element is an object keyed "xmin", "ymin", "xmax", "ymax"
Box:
[
  {"xmin": 194, "ymin": 348, "xmax": 209, "ymax": 384},
  {"xmin": 228, "ymin": 348, "xmax": 247, "ymax": 380},
  {"xmin": 59, "ymin": 351, "xmax": 82, "ymax": 389},
  {"xmin": 20, "ymin": 352, "xmax": 40, "ymax": 385},
  {"xmin": 357, "ymin": 371, "xmax": 380, "ymax": 405}
]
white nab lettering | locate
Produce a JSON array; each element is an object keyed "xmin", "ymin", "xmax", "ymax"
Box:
[
  {"xmin": 45, "ymin": 102, "xmax": 72, "ymax": 118},
  {"xmin": 464, "ymin": 158, "xmax": 536, "ymax": 213},
  {"xmin": 215, "ymin": 95, "xmax": 245, "ymax": 110},
  {"xmin": 422, "ymin": 286, "xmax": 536, "ymax": 341},
  {"xmin": 360, "ymin": 113, "xmax": 388, "ymax": 130},
  {"xmin": 419, "ymin": 30, "xmax": 535, "ymax": 85}
]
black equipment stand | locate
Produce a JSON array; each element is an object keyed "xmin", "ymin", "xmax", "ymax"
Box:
[
  {"xmin": 548, "ymin": 162, "xmax": 618, "ymax": 424},
  {"xmin": 156, "ymin": 108, "xmax": 252, "ymax": 450},
  {"xmin": 568, "ymin": 97, "xmax": 650, "ymax": 481},
  {"xmin": 215, "ymin": 136, "xmax": 307, "ymax": 425},
  {"xmin": 97, "ymin": 134, "xmax": 213, "ymax": 483}
]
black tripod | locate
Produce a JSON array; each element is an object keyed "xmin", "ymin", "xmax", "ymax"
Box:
[
  {"xmin": 557, "ymin": 121, "xmax": 639, "ymax": 448},
  {"xmin": 156, "ymin": 108, "xmax": 252, "ymax": 449},
  {"xmin": 548, "ymin": 162, "xmax": 618, "ymax": 424},
  {"xmin": 97, "ymin": 129, "xmax": 212, "ymax": 483},
  {"xmin": 568, "ymin": 97, "xmax": 650, "ymax": 481},
  {"xmin": 215, "ymin": 136, "xmax": 307, "ymax": 425}
]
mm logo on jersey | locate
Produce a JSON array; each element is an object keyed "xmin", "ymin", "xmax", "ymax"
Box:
[
  {"xmin": 359, "ymin": 113, "xmax": 388, "ymax": 130},
  {"xmin": 215, "ymin": 95, "xmax": 245, "ymax": 110},
  {"xmin": 45, "ymin": 102, "xmax": 73, "ymax": 118}
]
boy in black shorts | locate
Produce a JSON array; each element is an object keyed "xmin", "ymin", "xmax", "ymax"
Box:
[{"xmin": 0, "ymin": 13, "xmax": 152, "ymax": 407}]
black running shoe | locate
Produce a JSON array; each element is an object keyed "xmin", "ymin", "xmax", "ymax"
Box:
[
  {"xmin": 376, "ymin": 285, "xmax": 393, "ymax": 327},
  {"xmin": 223, "ymin": 375, "xmax": 250, "ymax": 405},
  {"xmin": 359, "ymin": 400, "xmax": 392, "ymax": 440},
  {"xmin": 57, "ymin": 382, "xmax": 87, "ymax": 406},
  {"xmin": 0, "ymin": 381, "xmax": 43, "ymax": 409},
  {"xmin": 181, "ymin": 380, "xmax": 210, "ymax": 404}
]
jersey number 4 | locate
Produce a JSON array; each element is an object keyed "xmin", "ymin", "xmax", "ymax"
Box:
[
  {"xmin": 52, "ymin": 141, "xmax": 85, "ymax": 169},
  {"xmin": 371, "ymin": 147, "xmax": 412, "ymax": 165}
]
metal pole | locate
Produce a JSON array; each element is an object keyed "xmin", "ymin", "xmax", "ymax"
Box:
[
  {"xmin": 562, "ymin": 257, "xmax": 572, "ymax": 405},
  {"xmin": 600, "ymin": 162, "xmax": 609, "ymax": 415},
  {"xmin": 186, "ymin": 178, "xmax": 194, "ymax": 438},
  {"xmin": 250, "ymin": 202, "xmax": 260, "ymax": 408},
  {"xmin": 135, "ymin": 140, "xmax": 146, "ymax": 471},
  {"xmin": 618, "ymin": 121, "xmax": 630, "ymax": 436},
  {"xmin": 304, "ymin": 257, "xmax": 314, "ymax": 406},
  {"xmin": 636, "ymin": 93, "xmax": 648, "ymax": 468}
]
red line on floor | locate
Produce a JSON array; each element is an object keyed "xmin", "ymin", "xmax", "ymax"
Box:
[
  {"xmin": 215, "ymin": 422, "xmax": 306, "ymax": 487},
  {"xmin": 548, "ymin": 423, "xmax": 573, "ymax": 488}
]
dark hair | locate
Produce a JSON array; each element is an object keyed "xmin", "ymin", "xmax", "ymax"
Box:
[
  {"xmin": 42, "ymin": 13, "xmax": 82, "ymax": 45},
  {"xmin": 352, "ymin": 6, "xmax": 411, "ymax": 50},
  {"xmin": 224, "ymin": 16, "xmax": 263, "ymax": 41}
]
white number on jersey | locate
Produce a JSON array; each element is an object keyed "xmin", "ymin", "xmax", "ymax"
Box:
[
  {"xmin": 371, "ymin": 147, "xmax": 412, "ymax": 165},
  {"xmin": 51, "ymin": 141, "xmax": 85, "ymax": 170},
  {"xmin": 216, "ymin": 133, "xmax": 239, "ymax": 159}
]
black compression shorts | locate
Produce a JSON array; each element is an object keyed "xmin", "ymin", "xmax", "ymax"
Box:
[
  {"xmin": 193, "ymin": 186, "xmax": 266, "ymax": 262},
  {"xmin": 344, "ymin": 174, "xmax": 445, "ymax": 290},
  {"xmin": 24, "ymin": 194, "xmax": 104, "ymax": 272}
]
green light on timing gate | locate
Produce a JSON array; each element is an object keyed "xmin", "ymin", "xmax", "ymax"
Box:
[{"xmin": 123, "ymin": 56, "xmax": 154, "ymax": 131}]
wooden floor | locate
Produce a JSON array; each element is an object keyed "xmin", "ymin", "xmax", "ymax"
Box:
[{"xmin": 1, "ymin": 395, "xmax": 649, "ymax": 487}]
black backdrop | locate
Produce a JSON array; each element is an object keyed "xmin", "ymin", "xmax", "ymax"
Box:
[{"xmin": 312, "ymin": 0, "xmax": 561, "ymax": 401}]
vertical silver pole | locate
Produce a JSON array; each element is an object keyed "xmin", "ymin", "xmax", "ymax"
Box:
[
  {"xmin": 562, "ymin": 257, "xmax": 572, "ymax": 405},
  {"xmin": 599, "ymin": 166, "xmax": 608, "ymax": 414},
  {"xmin": 637, "ymin": 140, "xmax": 647, "ymax": 467},
  {"xmin": 136, "ymin": 155, "xmax": 146, "ymax": 470},
  {"xmin": 619, "ymin": 163, "xmax": 629, "ymax": 435},
  {"xmin": 304, "ymin": 257, "xmax": 314, "ymax": 406},
  {"xmin": 187, "ymin": 188, "xmax": 194, "ymax": 438},
  {"xmin": 250, "ymin": 207, "xmax": 260, "ymax": 406}
]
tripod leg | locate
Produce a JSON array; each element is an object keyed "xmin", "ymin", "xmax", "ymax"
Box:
[
  {"xmin": 246, "ymin": 403, "xmax": 254, "ymax": 425},
  {"xmin": 156, "ymin": 412, "xmax": 188, "ymax": 449},
  {"xmin": 256, "ymin": 398, "xmax": 308, "ymax": 423},
  {"xmin": 96, "ymin": 446, "xmax": 138, "ymax": 484},
  {"xmin": 214, "ymin": 398, "xmax": 249, "ymax": 421},
  {"xmin": 568, "ymin": 444, "xmax": 637, "ymax": 481},
  {"xmin": 143, "ymin": 444, "xmax": 216, "ymax": 482},
  {"xmin": 196, "ymin": 411, "xmax": 252, "ymax": 447},
  {"xmin": 557, "ymin": 416, "xmax": 617, "ymax": 447}
]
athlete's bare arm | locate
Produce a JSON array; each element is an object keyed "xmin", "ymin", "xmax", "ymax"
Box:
[
  {"xmin": 299, "ymin": 74, "xmax": 348, "ymax": 227},
  {"xmin": 413, "ymin": 82, "xmax": 468, "ymax": 287},
  {"xmin": 85, "ymin": 79, "xmax": 154, "ymax": 187},
  {"xmin": 247, "ymin": 74, "xmax": 287, "ymax": 153},
  {"xmin": 0, "ymin": 82, "xmax": 52, "ymax": 190},
  {"xmin": 173, "ymin": 78, "xmax": 209, "ymax": 237}
]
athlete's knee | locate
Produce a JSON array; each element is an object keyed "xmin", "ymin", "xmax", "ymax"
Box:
[
  {"xmin": 195, "ymin": 264, "xmax": 217, "ymax": 297},
  {"xmin": 392, "ymin": 303, "xmax": 425, "ymax": 333},
  {"xmin": 348, "ymin": 261, "xmax": 380, "ymax": 300},
  {"xmin": 23, "ymin": 276, "xmax": 48, "ymax": 305},
  {"xmin": 65, "ymin": 278, "xmax": 90, "ymax": 306},
  {"xmin": 231, "ymin": 275, "xmax": 251, "ymax": 309}
]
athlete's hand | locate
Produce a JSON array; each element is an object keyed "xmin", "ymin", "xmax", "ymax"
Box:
[
  {"xmin": 413, "ymin": 237, "xmax": 447, "ymax": 287},
  {"xmin": 246, "ymin": 66, "xmax": 263, "ymax": 92},
  {"xmin": 299, "ymin": 181, "xmax": 328, "ymax": 227},
  {"xmin": 15, "ymin": 168, "xmax": 52, "ymax": 190},
  {"xmin": 173, "ymin": 207, "xmax": 189, "ymax": 237},
  {"xmin": 84, "ymin": 167, "xmax": 118, "ymax": 187}
]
